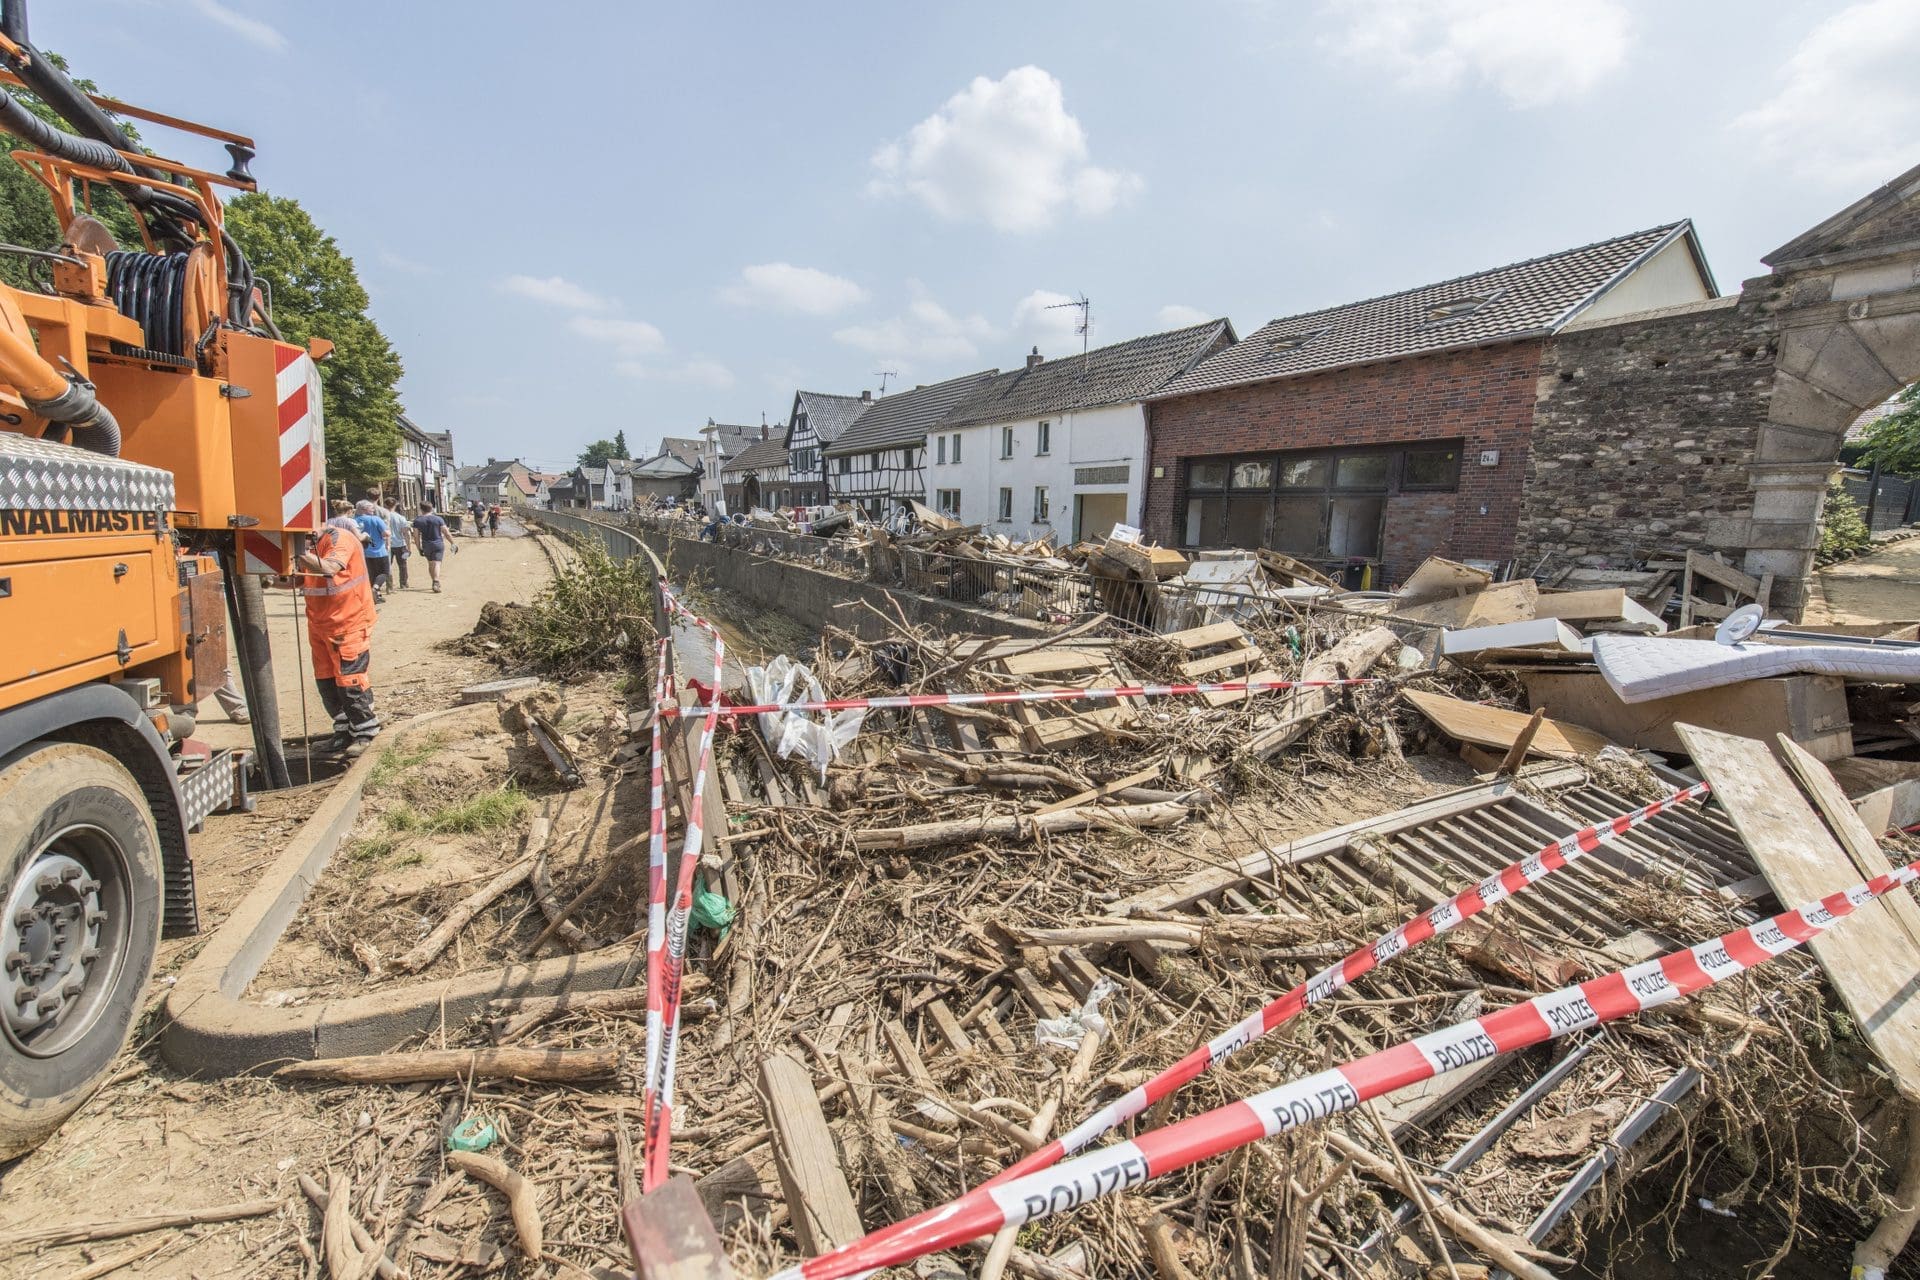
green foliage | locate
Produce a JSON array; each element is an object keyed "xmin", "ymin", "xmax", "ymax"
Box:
[
  {"xmin": 225, "ymin": 192, "xmax": 403, "ymax": 492},
  {"xmin": 1818, "ymin": 478, "xmax": 1872, "ymax": 563},
  {"xmin": 477, "ymin": 542, "xmax": 659, "ymax": 676},
  {"xmin": 613, "ymin": 429, "xmax": 629, "ymax": 459},
  {"xmin": 0, "ymin": 52, "xmax": 143, "ymax": 288},
  {"xmin": 420, "ymin": 785, "xmax": 528, "ymax": 834},
  {"xmin": 366, "ymin": 733, "xmax": 442, "ymax": 793},
  {"xmin": 1858, "ymin": 384, "xmax": 1920, "ymax": 475},
  {"xmin": 577, "ymin": 439, "xmax": 622, "ymax": 468}
]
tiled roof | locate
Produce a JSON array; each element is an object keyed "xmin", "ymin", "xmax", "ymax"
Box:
[
  {"xmin": 658, "ymin": 436, "xmax": 704, "ymax": 466},
  {"xmin": 724, "ymin": 436, "xmax": 790, "ymax": 473},
  {"xmin": 1846, "ymin": 398, "xmax": 1902, "ymax": 443},
  {"xmin": 629, "ymin": 452, "xmax": 699, "ymax": 479},
  {"xmin": 825, "ymin": 369, "xmax": 1000, "ymax": 456},
  {"xmin": 1153, "ymin": 223, "xmax": 1698, "ymax": 400},
  {"xmin": 947, "ymin": 320, "xmax": 1232, "ymax": 427},
  {"xmin": 706, "ymin": 422, "xmax": 757, "ymax": 459},
  {"xmin": 579, "ymin": 465, "xmax": 608, "ymax": 485},
  {"xmin": 791, "ymin": 390, "xmax": 871, "ymax": 446}
]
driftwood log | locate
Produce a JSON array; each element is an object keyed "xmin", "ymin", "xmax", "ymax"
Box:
[
  {"xmin": 857, "ymin": 798, "xmax": 1204, "ymax": 852},
  {"xmin": 447, "ymin": 1152, "xmax": 544, "ymax": 1259},
  {"xmin": 395, "ymin": 856, "xmax": 536, "ymax": 973},
  {"xmin": 276, "ymin": 1046, "xmax": 618, "ymax": 1086},
  {"xmin": 490, "ymin": 973, "xmax": 709, "ymax": 1045},
  {"xmin": 0, "ymin": 1197, "xmax": 284, "ymax": 1251},
  {"xmin": 1248, "ymin": 625, "xmax": 1400, "ymax": 759},
  {"xmin": 298, "ymin": 1174, "xmax": 406, "ymax": 1280}
]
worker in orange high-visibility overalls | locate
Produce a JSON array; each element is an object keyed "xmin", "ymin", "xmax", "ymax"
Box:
[{"xmin": 284, "ymin": 509, "xmax": 381, "ymax": 756}]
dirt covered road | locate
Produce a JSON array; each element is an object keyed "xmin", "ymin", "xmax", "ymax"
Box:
[
  {"xmin": 1805, "ymin": 533, "xmax": 1920, "ymax": 625},
  {"xmin": 0, "ymin": 518, "xmax": 557, "ymax": 1279}
]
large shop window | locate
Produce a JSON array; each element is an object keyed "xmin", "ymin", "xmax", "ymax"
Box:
[{"xmin": 1180, "ymin": 444, "xmax": 1460, "ymax": 558}]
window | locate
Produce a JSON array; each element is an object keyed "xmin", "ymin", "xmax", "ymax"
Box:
[
  {"xmin": 837, "ymin": 456, "xmax": 850, "ymax": 474},
  {"xmin": 1231, "ymin": 460, "xmax": 1272, "ymax": 489},
  {"xmin": 1335, "ymin": 454, "xmax": 1389, "ymax": 488},
  {"xmin": 998, "ymin": 487, "xmax": 1013, "ymax": 520},
  {"xmin": 936, "ymin": 436, "xmax": 946, "ymax": 465},
  {"xmin": 1425, "ymin": 291, "xmax": 1501, "ymax": 324},
  {"xmin": 951, "ymin": 433, "xmax": 961, "ymax": 463},
  {"xmin": 1033, "ymin": 486, "xmax": 1050, "ymax": 522},
  {"xmin": 1188, "ymin": 460, "xmax": 1228, "ymax": 490},
  {"xmin": 1001, "ymin": 426, "xmax": 1014, "ymax": 458},
  {"xmin": 1267, "ymin": 326, "xmax": 1330, "ymax": 355},
  {"xmin": 870, "ymin": 451, "xmax": 882, "ymax": 470},
  {"xmin": 1402, "ymin": 447, "xmax": 1460, "ymax": 490},
  {"xmin": 936, "ymin": 488, "xmax": 961, "ymax": 517},
  {"xmin": 1037, "ymin": 420, "xmax": 1051, "ymax": 456}
]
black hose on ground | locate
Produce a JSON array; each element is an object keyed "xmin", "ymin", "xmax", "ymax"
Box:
[{"xmin": 223, "ymin": 556, "xmax": 291, "ymax": 790}]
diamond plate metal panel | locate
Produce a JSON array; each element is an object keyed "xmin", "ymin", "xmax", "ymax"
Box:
[
  {"xmin": 178, "ymin": 753, "xmax": 236, "ymax": 829},
  {"xmin": 0, "ymin": 434, "xmax": 176, "ymax": 511}
]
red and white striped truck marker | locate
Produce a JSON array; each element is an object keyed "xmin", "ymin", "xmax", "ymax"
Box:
[
  {"xmin": 984, "ymin": 781, "xmax": 1714, "ymax": 1190},
  {"xmin": 773, "ymin": 856, "xmax": 1920, "ymax": 1280},
  {"xmin": 274, "ymin": 345, "xmax": 323, "ymax": 529}
]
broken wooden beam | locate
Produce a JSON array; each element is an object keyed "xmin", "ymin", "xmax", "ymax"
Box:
[
  {"xmin": 759, "ymin": 1051, "xmax": 863, "ymax": 1254},
  {"xmin": 275, "ymin": 1046, "xmax": 618, "ymax": 1086},
  {"xmin": 855, "ymin": 799, "xmax": 1202, "ymax": 851},
  {"xmin": 624, "ymin": 1174, "xmax": 736, "ymax": 1280}
]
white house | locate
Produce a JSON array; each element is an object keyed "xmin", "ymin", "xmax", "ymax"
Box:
[
  {"xmin": 697, "ymin": 420, "xmax": 755, "ymax": 513},
  {"xmin": 823, "ymin": 369, "xmax": 998, "ymax": 517},
  {"xmin": 931, "ymin": 320, "xmax": 1233, "ymax": 541},
  {"xmin": 722, "ymin": 433, "xmax": 793, "ymax": 511}
]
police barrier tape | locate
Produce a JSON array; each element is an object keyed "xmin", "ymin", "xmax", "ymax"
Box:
[
  {"xmin": 642, "ymin": 587, "xmax": 728, "ymax": 1191},
  {"xmin": 982, "ymin": 781, "xmax": 1714, "ymax": 1191},
  {"xmin": 653, "ymin": 677, "xmax": 1379, "ymax": 719},
  {"xmin": 638, "ymin": 636, "xmax": 674, "ymax": 1182},
  {"xmin": 774, "ymin": 856, "xmax": 1920, "ymax": 1280}
]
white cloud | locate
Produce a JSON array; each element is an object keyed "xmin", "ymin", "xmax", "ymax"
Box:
[
  {"xmin": 377, "ymin": 249, "xmax": 433, "ymax": 276},
  {"xmin": 1732, "ymin": 0, "xmax": 1920, "ymax": 188},
  {"xmin": 1322, "ymin": 0, "xmax": 1631, "ymax": 108},
  {"xmin": 187, "ymin": 0, "xmax": 288, "ymax": 51},
  {"xmin": 569, "ymin": 314, "xmax": 666, "ymax": 358},
  {"xmin": 834, "ymin": 281, "xmax": 996, "ymax": 367},
  {"xmin": 721, "ymin": 263, "xmax": 868, "ymax": 315},
  {"xmin": 500, "ymin": 274, "xmax": 615, "ymax": 312},
  {"xmin": 617, "ymin": 358, "xmax": 736, "ymax": 389},
  {"xmin": 1157, "ymin": 304, "xmax": 1213, "ymax": 329},
  {"xmin": 869, "ymin": 66, "xmax": 1143, "ymax": 232},
  {"xmin": 1012, "ymin": 290, "xmax": 1088, "ymax": 355}
]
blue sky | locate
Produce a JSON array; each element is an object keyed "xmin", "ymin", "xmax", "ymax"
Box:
[{"xmin": 55, "ymin": 0, "xmax": 1920, "ymax": 470}]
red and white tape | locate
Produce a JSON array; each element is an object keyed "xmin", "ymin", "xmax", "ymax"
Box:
[
  {"xmin": 642, "ymin": 585, "xmax": 728, "ymax": 1191},
  {"xmin": 639, "ymin": 635, "xmax": 674, "ymax": 1169},
  {"xmin": 986, "ymin": 781, "xmax": 1714, "ymax": 1190},
  {"xmin": 654, "ymin": 677, "xmax": 1378, "ymax": 720},
  {"xmin": 776, "ymin": 855, "xmax": 1920, "ymax": 1280}
]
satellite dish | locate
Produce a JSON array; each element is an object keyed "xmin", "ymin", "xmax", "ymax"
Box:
[{"xmin": 1716, "ymin": 603, "xmax": 1766, "ymax": 646}]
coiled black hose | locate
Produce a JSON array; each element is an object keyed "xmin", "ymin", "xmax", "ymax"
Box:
[{"xmin": 106, "ymin": 250, "xmax": 192, "ymax": 357}]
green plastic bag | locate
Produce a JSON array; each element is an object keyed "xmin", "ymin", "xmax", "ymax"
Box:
[{"xmin": 692, "ymin": 886, "xmax": 735, "ymax": 933}]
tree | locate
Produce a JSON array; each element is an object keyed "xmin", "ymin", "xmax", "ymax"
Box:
[
  {"xmin": 578, "ymin": 439, "xmax": 622, "ymax": 468},
  {"xmin": 612, "ymin": 429, "xmax": 630, "ymax": 459},
  {"xmin": 225, "ymin": 193, "xmax": 403, "ymax": 492},
  {"xmin": 1859, "ymin": 383, "xmax": 1920, "ymax": 475}
]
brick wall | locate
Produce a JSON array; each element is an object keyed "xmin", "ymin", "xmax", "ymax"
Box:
[
  {"xmin": 1144, "ymin": 341, "xmax": 1543, "ymax": 584},
  {"xmin": 1514, "ymin": 296, "xmax": 1778, "ymax": 569}
]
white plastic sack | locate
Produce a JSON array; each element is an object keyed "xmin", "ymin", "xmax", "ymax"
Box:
[
  {"xmin": 1036, "ymin": 978, "xmax": 1118, "ymax": 1049},
  {"xmin": 745, "ymin": 655, "xmax": 866, "ymax": 780}
]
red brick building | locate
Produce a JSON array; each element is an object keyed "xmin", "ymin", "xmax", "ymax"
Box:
[{"xmin": 1141, "ymin": 223, "xmax": 1716, "ymax": 586}]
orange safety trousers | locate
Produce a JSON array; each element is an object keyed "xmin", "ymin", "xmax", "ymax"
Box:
[{"xmin": 300, "ymin": 526, "xmax": 379, "ymax": 738}]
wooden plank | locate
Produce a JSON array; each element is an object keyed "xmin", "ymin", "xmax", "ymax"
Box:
[
  {"xmin": 926, "ymin": 999, "xmax": 973, "ymax": 1054},
  {"xmin": 1034, "ymin": 764, "xmax": 1164, "ymax": 817},
  {"xmin": 1255, "ymin": 547, "xmax": 1340, "ymax": 590},
  {"xmin": 1675, "ymin": 724, "xmax": 1920, "ymax": 1095},
  {"xmin": 1515, "ymin": 671, "xmax": 1852, "ymax": 763},
  {"xmin": 1393, "ymin": 580, "xmax": 1539, "ymax": 629},
  {"xmin": 1777, "ymin": 736, "xmax": 1920, "ymax": 955},
  {"xmin": 1855, "ymin": 780, "xmax": 1920, "ymax": 837},
  {"xmin": 1403, "ymin": 689, "xmax": 1616, "ymax": 760},
  {"xmin": 1396, "ymin": 555, "xmax": 1493, "ymax": 604},
  {"xmin": 1372, "ymin": 1055, "xmax": 1507, "ymax": 1139},
  {"xmin": 758, "ymin": 1052, "xmax": 863, "ymax": 1252},
  {"xmin": 1165, "ymin": 621, "xmax": 1244, "ymax": 650},
  {"xmin": 1686, "ymin": 550, "xmax": 1763, "ymax": 598},
  {"xmin": 881, "ymin": 1019, "xmax": 935, "ymax": 1091},
  {"xmin": 1179, "ymin": 644, "xmax": 1258, "ymax": 680},
  {"xmin": 1532, "ymin": 587, "xmax": 1665, "ymax": 633},
  {"xmin": 999, "ymin": 649, "xmax": 1106, "ymax": 677},
  {"xmin": 624, "ymin": 1174, "xmax": 735, "ymax": 1280}
]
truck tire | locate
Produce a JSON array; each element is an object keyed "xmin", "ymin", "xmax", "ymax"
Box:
[{"xmin": 0, "ymin": 743, "xmax": 162, "ymax": 1162}]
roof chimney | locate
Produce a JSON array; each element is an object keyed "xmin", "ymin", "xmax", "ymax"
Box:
[
  {"xmin": 760, "ymin": 425, "xmax": 769, "ymax": 439},
  {"xmin": 861, "ymin": 389, "xmax": 872, "ymax": 402},
  {"xmin": 1026, "ymin": 345, "xmax": 1044, "ymax": 371}
]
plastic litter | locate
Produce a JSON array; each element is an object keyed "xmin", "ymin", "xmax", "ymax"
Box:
[
  {"xmin": 449, "ymin": 1116, "xmax": 497, "ymax": 1152},
  {"xmin": 745, "ymin": 655, "xmax": 867, "ymax": 779},
  {"xmin": 1036, "ymin": 978, "xmax": 1117, "ymax": 1049},
  {"xmin": 692, "ymin": 885, "xmax": 734, "ymax": 933}
]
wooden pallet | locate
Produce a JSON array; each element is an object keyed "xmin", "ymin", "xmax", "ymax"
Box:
[
  {"xmin": 1165, "ymin": 622, "xmax": 1286, "ymax": 707},
  {"xmin": 991, "ymin": 648, "xmax": 1140, "ymax": 749}
]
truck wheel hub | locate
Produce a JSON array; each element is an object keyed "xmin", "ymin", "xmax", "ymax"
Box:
[{"xmin": 2, "ymin": 849, "xmax": 104, "ymax": 1046}]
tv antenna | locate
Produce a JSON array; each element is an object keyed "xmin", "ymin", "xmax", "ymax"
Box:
[
  {"xmin": 874, "ymin": 369, "xmax": 898, "ymax": 395},
  {"xmin": 1046, "ymin": 293, "xmax": 1091, "ymax": 361}
]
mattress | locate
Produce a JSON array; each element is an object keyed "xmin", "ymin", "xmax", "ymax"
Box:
[{"xmin": 1592, "ymin": 635, "xmax": 1920, "ymax": 703}]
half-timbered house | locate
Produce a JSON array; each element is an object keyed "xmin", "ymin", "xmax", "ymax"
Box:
[
  {"xmin": 783, "ymin": 389, "xmax": 872, "ymax": 507},
  {"xmin": 822, "ymin": 369, "xmax": 997, "ymax": 516}
]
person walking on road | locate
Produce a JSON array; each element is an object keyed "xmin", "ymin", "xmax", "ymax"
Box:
[
  {"xmin": 413, "ymin": 501, "xmax": 457, "ymax": 592},
  {"xmin": 487, "ymin": 503, "xmax": 502, "ymax": 537},
  {"xmin": 354, "ymin": 500, "xmax": 393, "ymax": 603},
  {"xmin": 283, "ymin": 513, "xmax": 380, "ymax": 755},
  {"xmin": 384, "ymin": 499, "xmax": 414, "ymax": 589}
]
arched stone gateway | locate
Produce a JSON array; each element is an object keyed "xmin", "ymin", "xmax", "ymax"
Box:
[{"xmin": 1516, "ymin": 162, "xmax": 1920, "ymax": 618}]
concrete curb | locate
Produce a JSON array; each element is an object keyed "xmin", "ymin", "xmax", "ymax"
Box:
[{"xmin": 159, "ymin": 706, "xmax": 636, "ymax": 1077}]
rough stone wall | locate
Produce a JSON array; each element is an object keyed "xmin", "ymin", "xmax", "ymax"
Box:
[
  {"xmin": 1143, "ymin": 341, "xmax": 1542, "ymax": 584},
  {"xmin": 1514, "ymin": 296, "xmax": 1781, "ymax": 570}
]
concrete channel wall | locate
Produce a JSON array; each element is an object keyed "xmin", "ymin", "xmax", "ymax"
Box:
[{"xmin": 537, "ymin": 509, "xmax": 1049, "ymax": 641}]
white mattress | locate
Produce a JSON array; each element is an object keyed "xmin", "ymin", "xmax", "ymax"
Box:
[{"xmin": 1592, "ymin": 635, "xmax": 1920, "ymax": 703}]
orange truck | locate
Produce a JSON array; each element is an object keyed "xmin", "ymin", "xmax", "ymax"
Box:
[{"xmin": 0, "ymin": 5, "xmax": 328, "ymax": 1157}]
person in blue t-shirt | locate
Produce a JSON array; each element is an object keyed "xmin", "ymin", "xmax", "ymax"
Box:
[
  {"xmin": 412, "ymin": 502, "xmax": 457, "ymax": 592},
  {"xmin": 354, "ymin": 500, "xmax": 393, "ymax": 602}
]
